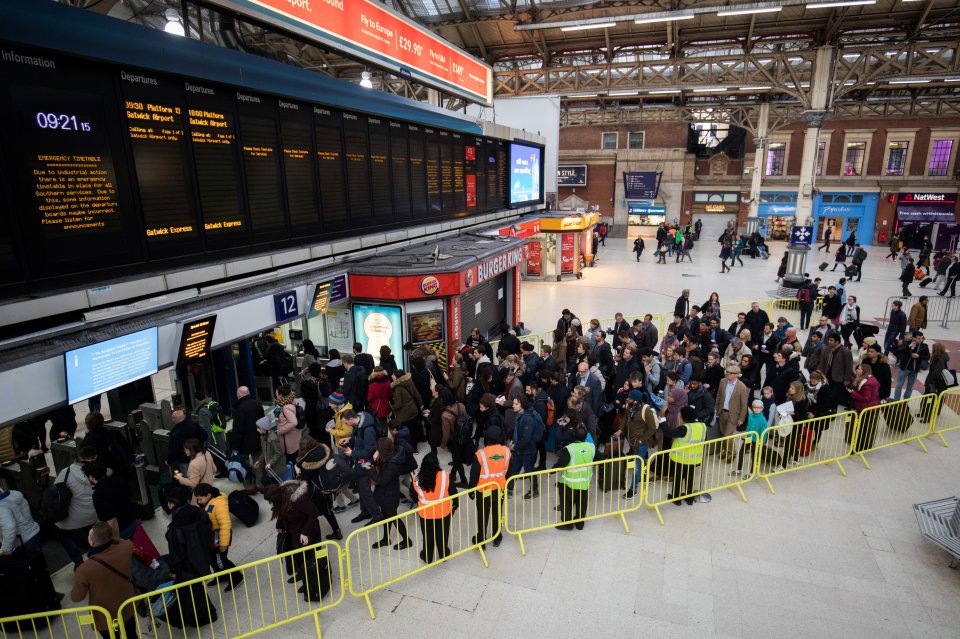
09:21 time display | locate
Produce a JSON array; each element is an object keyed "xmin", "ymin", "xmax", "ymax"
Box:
[{"xmin": 35, "ymin": 112, "xmax": 92, "ymax": 132}]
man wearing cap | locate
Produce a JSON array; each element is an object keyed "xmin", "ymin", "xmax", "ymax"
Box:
[
  {"xmin": 325, "ymin": 390, "xmax": 354, "ymax": 452},
  {"xmin": 468, "ymin": 426, "xmax": 511, "ymax": 547},
  {"xmin": 622, "ymin": 389, "xmax": 659, "ymax": 499},
  {"xmin": 714, "ymin": 365, "xmax": 749, "ymax": 463},
  {"xmin": 664, "ymin": 406, "xmax": 707, "ymax": 506}
]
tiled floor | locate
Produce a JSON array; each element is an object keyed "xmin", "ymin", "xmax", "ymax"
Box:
[{"xmin": 53, "ymin": 237, "xmax": 960, "ymax": 638}]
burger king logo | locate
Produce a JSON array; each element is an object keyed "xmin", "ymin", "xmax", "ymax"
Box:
[{"xmin": 420, "ymin": 276, "xmax": 441, "ymax": 295}]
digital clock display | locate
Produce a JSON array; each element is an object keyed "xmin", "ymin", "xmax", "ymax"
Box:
[{"xmin": 36, "ymin": 112, "xmax": 92, "ymax": 131}]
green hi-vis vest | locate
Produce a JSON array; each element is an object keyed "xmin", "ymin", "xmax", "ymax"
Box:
[
  {"xmin": 669, "ymin": 421, "xmax": 706, "ymax": 465},
  {"xmin": 559, "ymin": 442, "xmax": 596, "ymax": 490}
]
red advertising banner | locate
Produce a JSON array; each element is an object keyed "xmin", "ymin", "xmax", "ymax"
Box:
[
  {"xmin": 447, "ymin": 295, "xmax": 462, "ymax": 359},
  {"xmin": 498, "ymin": 219, "xmax": 541, "ymax": 239},
  {"xmin": 209, "ymin": 0, "xmax": 493, "ymax": 105},
  {"xmin": 465, "ymin": 146, "xmax": 476, "ymax": 161},
  {"xmin": 513, "ymin": 264, "xmax": 522, "ymax": 326},
  {"xmin": 560, "ymin": 233, "xmax": 576, "ymax": 275},
  {"xmin": 466, "ymin": 174, "xmax": 477, "ymax": 207},
  {"xmin": 526, "ymin": 241, "xmax": 542, "ymax": 276}
]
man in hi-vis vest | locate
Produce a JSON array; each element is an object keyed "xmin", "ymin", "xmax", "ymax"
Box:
[
  {"xmin": 666, "ymin": 405, "xmax": 707, "ymax": 506},
  {"xmin": 468, "ymin": 425, "xmax": 511, "ymax": 547},
  {"xmin": 554, "ymin": 426, "xmax": 595, "ymax": 531}
]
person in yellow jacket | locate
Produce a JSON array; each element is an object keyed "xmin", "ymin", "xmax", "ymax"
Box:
[
  {"xmin": 468, "ymin": 425, "xmax": 511, "ymax": 547},
  {"xmin": 554, "ymin": 426, "xmax": 595, "ymax": 531},
  {"xmin": 665, "ymin": 406, "xmax": 707, "ymax": 506},
  {"xmin": 324, "ymin": 391, "xmax": 360, "ymax": 513},
  {"xmin": 194, "ymin": 483, "xmax": 243, "ymax": 590},
  {"xmin": 413, "ymin": 453, "xmax": 458, "ymax": 564}
]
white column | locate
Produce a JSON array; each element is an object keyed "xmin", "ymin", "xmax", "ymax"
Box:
[{"xmin": 747, "ymin": 103, "xmax": 769, "ymax": 234}]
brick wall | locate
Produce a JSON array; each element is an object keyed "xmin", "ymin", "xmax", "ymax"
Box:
[
  {"xmin": 559, "ymin": 122, "xmax": 689, "ymax": 150},
  {"xmin": 558, "ymin": 161, "xmax": 616, "ymax": 215}
]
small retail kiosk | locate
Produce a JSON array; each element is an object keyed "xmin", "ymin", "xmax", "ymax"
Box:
[{"xmin": 517, "ymin": 211, "xmax": 600, "ymax": 281}]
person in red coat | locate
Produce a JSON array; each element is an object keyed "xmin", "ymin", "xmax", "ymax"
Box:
[
  {"xmin": 848, "ymin": 363, "xmax": 881, "ymax": 453},
  {"xmin": 367, "ymin": 367, "xmax": 393, "ymax": 422}
]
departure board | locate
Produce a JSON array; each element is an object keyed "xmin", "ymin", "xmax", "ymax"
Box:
[
  {"xmin": 342, "ymin": 113, "xmax": 371, "ymax": 220},
  {"xmin": 368, "ymin": 117, "xmax": 392, "ymax": 220},
  {"xmin": 438, "ymin": 131, "xmax": 453, "ymax": 215},
  {"xmin": 424, "ymin": 129, "xmax": 440, "ymax": 216},
  {"xmin": 496, "ymin": 142, "xmax": 508, "ymax": 209},
  {"xmin": 120, "ymin": 71, "xmax": 201, "ymax": 257},
  {"xmin": 278, "ymin": 99, "xmax": 319, "ymax": 232},
  {"xmin": 184, "ymin": 82, "xmax": 246, "ymax": 245},
  {"xmin": 408, "ymin": 125, "xmax": 427, "ymax": 219},
  {"xmin": 485, "ymin": 141, "xmax": 499, "ymax": 207},
  {"xmin": 0, "ymin": 177, "xmax": 22, "ymax": 284},
  {"xmin": 452, "ymin": 133, "xmax": 466, "ymax": 215},
  {"xmin": 314, "ymin": 106, "xmax": 347, "ymax": 224},
  {"xmin": 237, "ymin": 94, "xmax": 285, "ymax": 236},
  {"xmin": 389, "ymin": 121, "xmax": 411, "ymax": 219}
]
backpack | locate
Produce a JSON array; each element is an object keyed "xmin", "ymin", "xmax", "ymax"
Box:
[
  {"xmin": 294, "ymin": 402, "xmax": 307, "ymax": 430},
  {"xmin": 279, "ymin": 349, "xmax": 294, "ymax": 376},
  {"xmin": 522, "ymin": 410, "xmax": 546, "ymax": 444},
  {"xmin": 41, "ymin": 467, "xmax": 72, "ymax": 522},
  {"xmin": 107, "ymin": 431, "xmax": 135, "ymax": 470},
  {"xmin": 225, "ymin": 454, "xmax": 252, "ymax": 483},
  {"xmin": 537, "ymin": 396, "xmax": 556, "ymax": 426},
  {"xmin": 448, "ymin": 405, "xmax": 473, "ymax": 446},
  {"xmin": 203, "ymin": 400, "xmax": 227, "ymax": 434},
  {"xmin": 313, "ymin": 455, "xmax": 351, "ymax": 494},
  {"xmin": 797, "ymin": 286, "xmax": 812, "ymax": 304}
]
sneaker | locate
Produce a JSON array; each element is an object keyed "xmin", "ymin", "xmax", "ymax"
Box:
[
  {"xmin": 333, "ymin": 505, "xmax": 347, "ymax": 514},
  {"xmin": 789, "ymin": 460, "xmax": 801, "ymax": 467},
  {"xmin": 730, "ymin": 470, "xmax": 741, "ymax": 477},
  {"xmin": 775, "ymin": 465, "xmax": 785, "ymax": 472}
]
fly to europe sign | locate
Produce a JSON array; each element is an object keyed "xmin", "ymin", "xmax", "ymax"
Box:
[{"xmin": 208, "ymin": 0, "xmax": 493, "ymax": 105}]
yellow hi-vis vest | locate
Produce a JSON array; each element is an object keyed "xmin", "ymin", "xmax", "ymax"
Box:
[
  {"xmin": 669, "ymin": 421, "xmax": 707, "ymax": 465},
  {"xmin": 558, "ymin": 442, "xmax": 595, "ymax": 490}
]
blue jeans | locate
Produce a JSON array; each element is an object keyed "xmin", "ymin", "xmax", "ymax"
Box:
[
  {"xmin": 894, "ymin": 369, "xmax": 917, "ymax": 400},
  {"xmin": 631, "ymin": 444, "xmax": 648, "ymax": 491},
  {"xmin": 508, "ymin": 451, "xmax": 537, "ymax": 495},
  {"xmin": 56, "ymin": 526, "xmax": 91, "ymax": 566},
  {"xmin": 883, "ymin": 331, "xmax": 898, "ymax": 356}
]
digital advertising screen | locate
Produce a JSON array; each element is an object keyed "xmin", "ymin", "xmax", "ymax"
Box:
[
  {"xmin": 409, "ymin": 311, "xmax": 444, "ymax": 345},
  {"xmin": 509, "ymin": 142, "xmax": 543, "ymax": 207},
  {"xmin": 65, "ymin": 327, "xmax": 159, "ymax": 404},
  {"xmin": 353, "ymin": 304, "xmax": 403, "ymax": 366}
]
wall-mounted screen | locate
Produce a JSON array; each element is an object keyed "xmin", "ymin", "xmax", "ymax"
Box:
[
  {"xmin": 178, "ymin": 315, "xmax": 218, "ymax": 364},
  {"xmin": 353, "ymin": 304, "xmax": 403, "ymax": 367},
  {"xmin": 409, "ymin": 310, "xmax": 444, "ymax": 344},
  {"xmin": 65, "ymin": 327, "xmax": 159, "ymax": 404},
  {"xmin": 509, "ymin": 142, "xmax": 544, "ymax": 207}
]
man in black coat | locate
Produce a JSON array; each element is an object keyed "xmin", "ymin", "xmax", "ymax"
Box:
[
  {"xmin": 230, "ymin": 386, "xmax": 264, "ymax": 459},
  {"xmin": 166, "ymin": 409, "xmax": 207, "ymax": 472},
  {"xmin": 340, "ymin": 354, "xmax": 368, "ymax": 410},
  {"xmin": 883, "ymin": 300, "xmax": 907, "ymax": 355},
  {"xmin": 613, "ymin": 346, "xmax": 641, "ymax": 390},
  {"xmin": 498, "ymin": 323, "xmax": 522, "ymax": 356},
  {"xmin": 745, "ymin": 302, "xmax": 770, "ymax": 340},
  {"xmin": 674, "ymin": 289, "xmax": 691, "ymax": 319},
  {"xmin": 352, "ymin": 342, "xmax": 376, "ymax": 378},
  {"xmin": 165, "ymin": 486, "xmax": 213, "ymax": 582}
]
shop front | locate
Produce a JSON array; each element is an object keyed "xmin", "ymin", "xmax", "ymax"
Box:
[
  {"xmin": 626, "ymin": 202, "xmax": 667, "ymax": 238},
  {"xmin": 522, "ymin": 211, "xmax": 600, "ymax": 281},
  {"xmin": 347, "ymin": 235, "xmax": 528, "ymax": 367},
  {"xmin": 812, "ymin": 192, "xmax": 879, "ymax": 245},
  {"xmin": 757, "ymin": 192, "xmax": 797, "ymax": 240},
  {"xmin": 894, "ymin": 192, "xmax": 959, "ymax": 251},
  {"xmin": 689, "ymin": 192, "xmax": 741, "ymax": 241}
]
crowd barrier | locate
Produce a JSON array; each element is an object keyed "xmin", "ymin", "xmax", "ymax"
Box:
[
  {"xmin": 0, "ymin": 607, "xmax": 115, "ymax": 639},
  {"xmin": 756, "ymin": 411, "xmax": 858, "ymax": 494},
  {"xmin": 344, "ymin": 485, "xmax": 495, "ymax": 619},
  {"xmin": 644, "ymin": 432, "xmax": 755, "ymax": 525},
  {"xmin": 116, "ymin": 539, "xmax": 344, "ymax": 639},
  {"xmin": 932, "ymin": 387, "xmax": 960, "ymax": 447},
  {"xmin": 853, "ymin": 394, "xmax": 936, "ymax": 467},
  {"xmin": 880, "ymin": 294, "xmax": 960, "ymax": 330},
  {"xmin": 503, "ymin": 455, "xmax": 644, "ymax": 555}
]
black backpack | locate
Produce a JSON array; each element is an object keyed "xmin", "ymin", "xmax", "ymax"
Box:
[
  {"xmin": 450, "ymin": 405, "xmax": 473, "ymax": 445},
  {"xmin": 294, "ymin": 403, "xmax": 307, "ymax": 430},
  {"xmin": 279, "ymin": 350, "xmax": 294, "ymax": 376},
  {"xmin": 41, "ymin": 468, "xmax": 73, "ymax": 523}
]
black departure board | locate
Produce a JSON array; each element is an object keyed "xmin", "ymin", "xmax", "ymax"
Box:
[
  {"xmin": 496, "ymin": 141, "xmax": 508, "ymax": 209},
  {"xmin": 0, "ymin": 42, "xmax": 516, "ymax": 295},
  {"xmin": 120, "ymin": 71, "xmax": 201, "ymax": 257},
  {"xmin": 184, "ymin": 82, "xmax": 246, "ymax": 245},
  {"xmin": 237, "ymin": 95, "xmax": 285, "ymax": 236},
  {"xmin": 178, "ymin": 314, "xmax": 217, "ymax": 363},
  {"xmin": 368, "ymin": 117, "xmax": 392, "ymax": 220},
  {"xmin": 389, "ymin": 122, "xmax": 410, "ymax": 219},
  {"xmin": 313, "ymin": 106, "xmax": 347, "ymax": 224},
  {"xmin": 408, "ymin": 125, "xmax": 427, "ymax": 219},
  {"xmin": 278, "ymin": 99, "xmax": 319, "ymax": 232}
]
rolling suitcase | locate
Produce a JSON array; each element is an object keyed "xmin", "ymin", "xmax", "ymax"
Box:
[
  {"xmin": 818, "ymin": 262, "xmax": 829, "ymax": 271},
  {"xmin": 228, "ymin": 489, "xmax": 259, "ymax": 527},
  {"xmin": 0, "ymin": 551, "xmax": 61, "ymax": 627},
  {"xmin": 919, "ymin": 277, "xmax": 933, "ymax": 288},
  {"xmin": 845, "ymin": 265, "xmax": 858, "ymax": 277},
  {"xmin": 598, "ymin": 435, "xmax": 627, "ymax": 492}
]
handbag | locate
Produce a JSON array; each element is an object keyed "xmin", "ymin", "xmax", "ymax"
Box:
[
  {"xmin": 940, "ymin": 368, "xmax": 958, "ymax": 390},
  {"xmin": 132, "ymin": 521, "xmax": 161, "ymax": 565}
]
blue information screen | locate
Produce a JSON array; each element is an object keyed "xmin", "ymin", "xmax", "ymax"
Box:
[
  {"xmin": 509, "ymin": 142, "xmax": 542, "ymax": 206},
  {"xmin": 65, "ymin": 327, "xmax": 159, "ymax": 404}
]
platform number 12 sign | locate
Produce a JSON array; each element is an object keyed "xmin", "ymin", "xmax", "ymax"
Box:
[{"xmin": 274, "ymin": 290, "xmax": 300, "ymax": 322}]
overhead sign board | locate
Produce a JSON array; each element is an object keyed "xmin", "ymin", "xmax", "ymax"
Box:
[
  {"xmin": 308, "ymin": 274, "xmax": 349, "ymax": 318},
  {"xmin": 623, "ymin": 171, "xmax": 662, "ymax": 199},
  {"xmin": 178, "ymin": 315, "xmax": 218, "ymax": 363},
  {"xmin": 207, "ymin": 0, "xmax": 493, "ymax": 106},
  {"xmin": 627, "ymin": 203, "xmax": 666, "ymax": 216},
  {"xmin": 896, "ymin": 192, "xmax": 957, "ymax": 223},
  {"xmin": 557, "ymin": 164, "xmax": 587, "ymax": 187}
]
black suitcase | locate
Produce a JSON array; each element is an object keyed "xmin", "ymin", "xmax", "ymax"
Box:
[
  {"xmin": 844, "ymin": 265, "xmax": 858, "ymax": 277},
  {"xmin": 919, "ymin": 277, "xmax": 933, "ymax": 288},
  {"xmin": 881, "ymin": 402, "xmax": 913, "ymax": 432},
  {"xmin": 0, "ymin": 551, "xmax": 61, "ymax": 627},
  {"xmin": 163, "ymin": 581, "xmax": 218, "ymax": 629},
  {"xmin": 228, "ymin": 490, "xmax": 259, "ymax": 527},
  {"xmin": 296, "ymin": 548, "xmax": 333, "ymax": 602},
  {"xmin": 819, "ymin": 262, "xmax": 829, "ymax": 271}
]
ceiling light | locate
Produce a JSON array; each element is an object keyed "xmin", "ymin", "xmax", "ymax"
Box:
[
  {"xmin": 360, "ymin": 71, "xmax": 374, "ymax": 88},
  {"xmin": 609, "ymin": 90, "xmax": 639, "ymax": 96},
  {"xmin": 693, "ymin": 87, "xmax": 726, "ymax": 92},
  {"xmin": 945, "ymin": 78, "xmax": 960, "ymax": 82},
  {"xmin": 717, "ymin": 6, "xmax": 782, "ymax": 17},
  {"xmin": 560, "ymin": 22, "xmax": 617, "ymax": 32},
  {"xmin": 649, "ymin": 89, "xmax": 681, "ymax": 94},
  {"xmin": 164, "ymin": 21, "xmax": 185, "ymax": 36},
  {"xmin": 889, "ymin": 78, "xmax": 930, "ymax": 84},
  {"xmin": 806, "ymin": 0, "xmax": 876, "ymax": 9},
  {"xmin": 634, "ymin": 14, "xmax": 695, "ymax": 25},
  {"xmin": 739, "ymin": 86, "xmax": 771, "ymax": 90}
]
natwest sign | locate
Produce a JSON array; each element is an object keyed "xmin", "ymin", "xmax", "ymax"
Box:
[
  {"xmin": 896, "ymin": 192, "xmax": 958, "ymax": 223},
  {"xmin": 476, "ymin": 247, "xmax": 526, "ymax": 284},
  {"xmin": 208, "ymin": 0, "xmax": 493, "ymax": 106},
  {"xmin": 899, "ymin": 193, "xmax": 956, "ymax": 204}
]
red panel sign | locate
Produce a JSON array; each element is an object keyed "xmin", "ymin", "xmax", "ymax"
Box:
[
  {"xmin": 498, "ymin": 219, "xmax": 541, "ymax": 239},
  {"xmin": 466, "ymin": 174, "xmax": 477, "ymax": 207},
  {"xmin": 210, "ymin": 0, "xmax": 493, "ymax": 105},
  {"xmin": 465, "ymin": 146, "xmax": 476, "ymax": 161},
  {"xmin": 513, "ymin": 265, "xmax": 522, "ymax": 327},
  {"xmin": 447, "ymin": 295, "xmax": 462, "ymax": 358},
  {"xmin": 526, "ymin": 241, "xmax": 542, "ymax": 276},
  {"xmin": 560, "ymin": 233, "xmax": 576, "ymax": 275}
]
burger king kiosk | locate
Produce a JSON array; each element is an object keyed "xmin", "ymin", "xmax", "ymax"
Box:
[{"xmin": 347, "ymin": 234, "xmax": 528, "ymax": 369}]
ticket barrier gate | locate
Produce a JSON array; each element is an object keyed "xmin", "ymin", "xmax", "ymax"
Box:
[
  {"xmin": 0, "ymin": 453, "xmax": 51, "ymax": 518},
  {"xmin": 50, "ymin": 437, "xmax": 79, "ymax": 475}
]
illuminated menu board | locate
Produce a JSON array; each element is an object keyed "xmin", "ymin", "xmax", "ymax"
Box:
[
  {"xmin": 314, "ymin": 106, "xmax": 347, "ymax": 224},
  {"xmin": 120, "ymin": 71, "xmax": 201, "ymax": 257},
  {"xmin": 342, "ymin": 113, "xmax": 371, "ymax": 220},
  {"xmin": 185, "ymin": 83, "xmax": 246, "ymax": 244},
  {"xmin": 368, "ymin": 117, "xmax": 392, "ymax": 220},
  {"xmin": 278, "ymin": 99, "xmax": 319, "ymax": 232},
  {"xmin": 238, "ymin": 95, "xmax": 285, "ymax": 236},
  {"xmin": 408, "ymin": 125, "xmax": 427, "ymax": 219},
  {"xmin": 390, "ymin": 122, "xmax": 410, "ymax": 219},
  {"xmin": 178, "ymin": 314, "xmax": 218, "ymax": 363}
]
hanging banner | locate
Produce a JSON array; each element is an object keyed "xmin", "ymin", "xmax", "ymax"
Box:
[
  {"xmin": 526, "ymin": 241, "xmax": 542, "ymax": 276},
  {"xmin": 623, "ymin": 172, "xmax": 662, "ymax": 199},
  {"xmin": 560, "ymin": 232, "xmax": 576, "ymax": 275}
]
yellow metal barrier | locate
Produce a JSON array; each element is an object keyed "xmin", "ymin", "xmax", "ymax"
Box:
[
  {"xmin": 755, "ymin": 411, "xmax": 857, "ymax": 494},
  {"xmin": 503, "ymin": 455, "xmax": 645, "ymax": 555},
  {"xmin": 645, "ymin": 432, "xmax": 755, "ymax": 525},
  {"xmin": 344, "ymin": 486, "xmax": 496, "ymax": 619},
  {"xmin": 0, "ymin": 606, "xmax": 115, "ymax": 639},
  {"xmin": 931, "ymin": 387, "xmax": 960, "ymax": 447},
  {"xmin": 852, "ymin": 394, "xmax": 937, "ymax": 468},
  {"xmin": 116, "ymin": 539, "xmax": 344, "ymax": 639}
]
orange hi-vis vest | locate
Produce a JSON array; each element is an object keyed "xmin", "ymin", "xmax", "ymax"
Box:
[
  {"xmin": 475, "ymin": 445, "xmax": 511, "ymax": 492},
  {"xmin": 413, "ymin": 470, "xmax": 452, "ymax": 519}
]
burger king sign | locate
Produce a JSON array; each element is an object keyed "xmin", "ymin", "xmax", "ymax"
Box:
[{"xmin": 420, "ymin": 276, "xmax": 441, "ymax": 295}]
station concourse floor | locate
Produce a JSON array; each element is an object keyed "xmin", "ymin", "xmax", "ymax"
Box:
[{"xmin": 54, "ymin": 238, "xmax": 960, "ymax": 638}]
